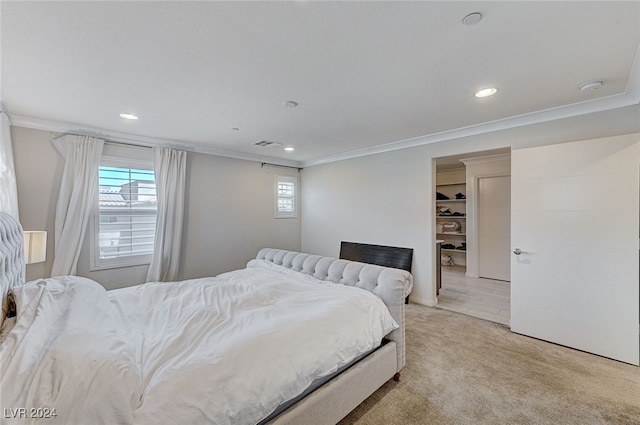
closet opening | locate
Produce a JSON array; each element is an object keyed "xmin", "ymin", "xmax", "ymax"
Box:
[{"xmin": 434, "ymin": 148, "xmax": 511, "ymax": 326}]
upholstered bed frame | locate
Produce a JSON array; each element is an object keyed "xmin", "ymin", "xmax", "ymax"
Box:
[
  {"xmin": 0, "ymin": 211, "xmax": 412, "ymax": 424},
  {"xmin": 256, "ymin": 248, "xmax": 412, "ymax": 424},
  {"xmin": 0, "ymin": 212, "xmax": 24, "ymax": 325}
]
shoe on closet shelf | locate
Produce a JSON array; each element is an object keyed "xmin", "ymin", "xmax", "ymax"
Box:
[
  {"xmin": 455, "ymin": 192, "xmax": 466, "ymax": 199},
  {"xmin": 441, "ymin": 255, "xmax": 454, "ymax": 266},
  {"xmin": 436, "ymin": 192, "xmax": 449, "ymax": 200}
]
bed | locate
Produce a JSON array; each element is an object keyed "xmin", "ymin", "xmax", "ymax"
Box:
[{"xmin": 0, "ymin": 212, "xmax": 412, "ymax": 425}]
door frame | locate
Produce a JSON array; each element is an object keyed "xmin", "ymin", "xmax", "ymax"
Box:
[
  {"xmin": 433, "ymin": 150, "xmax": 511, "ymax": 303},
  {"xmin": 460, "ymin": 153, "xmax": 511, "ymax": 279}
]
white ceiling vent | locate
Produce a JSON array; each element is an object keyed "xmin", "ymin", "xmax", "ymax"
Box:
[{"xmin": 254, "ymin": 140, "xmax": 282, "ymax": 147}]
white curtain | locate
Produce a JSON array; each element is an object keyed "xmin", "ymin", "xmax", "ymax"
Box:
[
  {"xmin": 0, "ymin": 112, "xmax": 19, "ymax": 218},
  {"xmin": 51, "ymin": 135, "xmax": 104, "ymax": 277},
  {"xmin": 146, "ymin": 147, "xmax": 186, "ymax": 282}
]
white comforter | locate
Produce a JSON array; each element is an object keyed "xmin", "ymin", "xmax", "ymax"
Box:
[{"xmin": 0, "ymin": 260, "xmax": 397, "ymax": 425}]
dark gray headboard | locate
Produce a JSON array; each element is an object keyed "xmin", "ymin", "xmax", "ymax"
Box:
[{"xmin": 339, "ymin": 241, "xmax": 413, "ymax": 273}]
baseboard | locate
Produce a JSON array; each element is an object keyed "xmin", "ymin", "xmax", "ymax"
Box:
[{"xmin": 409, "ymin": 296, "xmax": 437, "ymax": 307}]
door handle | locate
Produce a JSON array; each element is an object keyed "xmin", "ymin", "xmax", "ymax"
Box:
[{"xmin": 513, "ymin": 248, "xmax": 523, "ymax": 255}]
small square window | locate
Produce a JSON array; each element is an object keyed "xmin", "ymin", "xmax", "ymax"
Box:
[{"xmin": 275, "ymin": 175, "xmax": 297, "ymax": 218}]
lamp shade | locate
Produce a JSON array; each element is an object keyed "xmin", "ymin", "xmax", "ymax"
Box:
[{"xmin": 24, "ymin": 231, "xmax": 47, "ymax": 264}]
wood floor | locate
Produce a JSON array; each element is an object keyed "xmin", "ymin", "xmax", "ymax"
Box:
[{"xmin": 436, "ymin": 265, "xmax": 511, "ymax": 326}]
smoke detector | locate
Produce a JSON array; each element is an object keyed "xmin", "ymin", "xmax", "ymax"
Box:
[
  {"xmin": 462, "ymin": 12, "xmax": 483, "ymax": 25},
  {"xmin": 580, "ymin": 80, "xmax": 604, "ymax": 91}
]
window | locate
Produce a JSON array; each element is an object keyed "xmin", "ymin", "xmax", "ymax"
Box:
[
  {"xmin": 91, "ymin": 155, "xmax": 157, "ymax": 270},
  {"xmin": 275, "ymin": 175, "xmax": 297, "ymax": 218}
]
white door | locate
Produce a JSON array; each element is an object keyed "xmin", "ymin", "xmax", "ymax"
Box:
[
  {"xmin": 511, "ymin": 134, "xmax": 639, "ymax": 365},
  {"xmin": 478, "ymin": 175, "xmax": 511, "ymax": 281}
]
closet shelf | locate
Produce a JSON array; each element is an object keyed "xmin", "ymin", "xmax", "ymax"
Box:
[
  {"xmin": 436, "ymin": 168, "xmax": 467, "ymax": 271},
  {"xmin": 436, "ymin": 182, "xmax": 465, "ymax": 186}
]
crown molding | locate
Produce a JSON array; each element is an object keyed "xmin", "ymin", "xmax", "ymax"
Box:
[
  {"xmin": 459, "ymin": 153, "xmax": 511, "ymax": 166},
  {"xmin": 624, "ymin": 41, "xmax": 640, "ymax": 100},
  {"xmin": 301, "ymin": 91, "xmax": 639, "ymax": 168},
  {"xmin": 8, "ymin": 114, "xmax": 303, "ymax": 168},
  {"xmin": 8, "ymin": 41, "xmax": 640, "ymax": 170},
  {"xmin": 301, "ymin": 42, "xmax": 640, "ymax": 167}
]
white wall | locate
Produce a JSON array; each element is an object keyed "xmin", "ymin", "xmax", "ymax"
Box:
[
  {"xmin": 12, "ymin": 126, "xmax": 301, "ymax": 289},
  {"xmin": 12, "ymin": 126, "xmax": 61, "ymax": 282},
  {"xmin": 179, "ymin": 153, "xmax": 301, "ymax": 282},
  {"xmin": 301, "ymin": 148, "xmax": 432, "ymax": 303},
  {"xmin": 12, "ymin": 103, "xmax": 639, "ymax": 295},
  {"xmin": 301, "ymin": 104, "xmax": 640, "ymax": 306}
]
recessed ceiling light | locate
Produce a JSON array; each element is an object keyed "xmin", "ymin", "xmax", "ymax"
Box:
[
  {"xmin": 284, "ymin": 147, "xmax": 295, "ymax": 152},
  {"xmin": 474, "ymin": 87, "xmax": 498, "ymax": 98},
  {"xmin": 283, "ymin": 100, "xmax": 299, "ymax": 108},
  {"xmin": 462, "ymin": 12, "xmax": 483, "ymax": 25},
  {"xmin": 579, "ymin": 80, "xmax": 604, "ymax": 91},
  {"xmin": 119, "ymin": 113, "xmax": 139, "ymax": 120}
]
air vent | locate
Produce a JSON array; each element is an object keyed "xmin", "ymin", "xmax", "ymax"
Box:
[{"xmin": 254, "ymin": 140, "xmax": 282, "ymax": 147}]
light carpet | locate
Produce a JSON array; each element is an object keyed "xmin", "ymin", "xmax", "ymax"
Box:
[{"xmin": 338, "ymin": 303, "xmax": 640, "ymax": 425}]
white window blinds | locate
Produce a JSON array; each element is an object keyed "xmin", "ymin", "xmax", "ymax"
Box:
[
  {"xmin": 92, "ymin": 158, "xmax": 157, "ymax": 269},
  {"xmin": 275, "ymin": 175, "xmax": 297, "ymax": 218}
]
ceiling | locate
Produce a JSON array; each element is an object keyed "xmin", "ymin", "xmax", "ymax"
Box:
[{"xmin": 2, "ymin": 1, "xmax": 639, "ymax": 167}]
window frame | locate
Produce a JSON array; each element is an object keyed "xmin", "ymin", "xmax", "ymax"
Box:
[
  {"xmin": 274, "ymin": 175, "xmax": 298, "ymax": 219},
  {"xmin": 90, "ymin": 155, "xmax": 157, "ymax": 271}
]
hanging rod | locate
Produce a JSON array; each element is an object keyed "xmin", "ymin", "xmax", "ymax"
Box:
[
  {"xmin": 50, "ymin": 132, "xmax": 153, "ymax": 148},
  {"xmin": 261, "ymin": 162, "xmax": 303, "ymax": 172}
]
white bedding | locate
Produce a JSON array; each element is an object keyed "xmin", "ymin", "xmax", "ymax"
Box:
[{"xmin": 0, "ymin": 261, "xmax": 397, "ymax": 425}]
